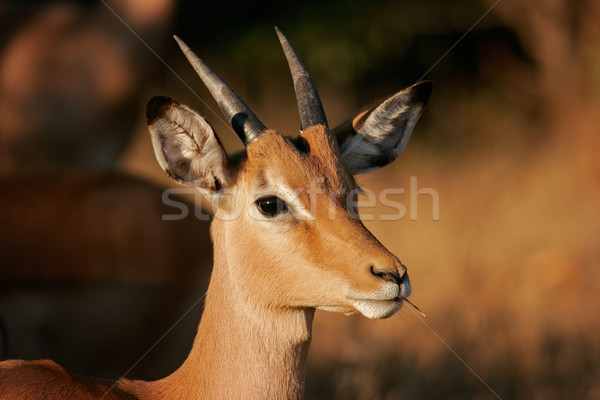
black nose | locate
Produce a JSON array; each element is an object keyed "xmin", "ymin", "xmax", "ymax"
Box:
[{"xmin": 370, "ymin": 266, "xmax": 404, "ymax": 285}]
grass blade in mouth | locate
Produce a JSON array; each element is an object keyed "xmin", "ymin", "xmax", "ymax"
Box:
[{"xmin": 404, "ymin": 298, "xmax": 426, "ymax": 317}]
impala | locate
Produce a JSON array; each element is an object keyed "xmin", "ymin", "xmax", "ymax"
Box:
[{"xmin": 0, "ymin": 28, "xmax": 432, "ymax": 399}]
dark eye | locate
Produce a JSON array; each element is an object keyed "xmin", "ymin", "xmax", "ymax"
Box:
[{"xmin": 256, "ymin": 196, "xmax": 288, "ymax": 217}]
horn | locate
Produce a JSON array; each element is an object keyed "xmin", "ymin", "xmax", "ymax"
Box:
[
  {"xmin": 174, "ymin": 35, "xmax": 266, "ymax": 145},
  {"xmin": 275, "ymin": 27, "xmax": 328, "ymax": 130}
]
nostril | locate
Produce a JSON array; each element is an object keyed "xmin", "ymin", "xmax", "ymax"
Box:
[
  {"xmin": 370, "ymin": 266, "xmax": 402, "ymax": 284},
  {"xmin": 397, "ymin": 272, "xmax": 405, "ymax": 284}
]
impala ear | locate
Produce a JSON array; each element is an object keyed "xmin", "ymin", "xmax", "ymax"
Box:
[
  {"xmin": 333, "ymin": 81, "xmax": 432, "ymax": 174},
  {"xmin": 146, "ymin": 96, "xmax": 230, "ymax": 193}
]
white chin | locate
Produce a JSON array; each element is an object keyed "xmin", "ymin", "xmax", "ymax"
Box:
[{"xmin": 352, "ymin": 299, "xmax": 403, "ymax": 319}]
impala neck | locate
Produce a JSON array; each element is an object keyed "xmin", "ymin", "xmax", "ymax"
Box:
[{"xmin": 149, "ymin": 221, "xmax": 315, "ymax": 400}]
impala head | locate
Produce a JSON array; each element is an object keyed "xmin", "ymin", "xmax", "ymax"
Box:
[{"xmin": 147, "ymin": 28, "xmax": 431, "ymax": 319}]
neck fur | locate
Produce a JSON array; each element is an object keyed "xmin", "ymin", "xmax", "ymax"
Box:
[{"xmin": 135, "ymin": 221, "xmax": 314, "ymax": 400}]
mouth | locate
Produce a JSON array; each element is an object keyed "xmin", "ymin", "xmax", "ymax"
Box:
[
  {"xmin": 345, "ymin": 278, "xmax": 417, "ymax": 319},
  {"xmin": 349, "ymin": 296, "xmax": 425, "ymax": 319},
  {"xmin": 350, "ymin": 296, "xmax": 405, "ymax": 319}
]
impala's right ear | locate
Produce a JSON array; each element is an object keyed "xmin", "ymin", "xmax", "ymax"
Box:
[{"xmin": 146, "ymin": 96, "xmax": 230, "ymax": 193}]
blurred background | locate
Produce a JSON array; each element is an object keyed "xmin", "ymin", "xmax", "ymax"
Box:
[{"xmin": 1, "ymin": 0, "xmax": 599, "ymax": 399}]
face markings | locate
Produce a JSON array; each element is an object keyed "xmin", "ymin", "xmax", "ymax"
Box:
[
  {"xmin": 258, "ymin": 181, "xmax": 314, "ymax": 221},
  {"xmin": 243, "ymin": 127, "xmax": 360, "ymax": 223},
  {"xmin": 217, "ymin": 125, "xmax": 410, "ymax": 321}
]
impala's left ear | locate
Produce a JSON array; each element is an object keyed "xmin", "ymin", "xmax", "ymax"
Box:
[{"xmin": 333, "ymin": 81, "xmax": 432, "ymax": 174}]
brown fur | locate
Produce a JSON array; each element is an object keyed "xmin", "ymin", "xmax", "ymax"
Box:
[
  {"xmin": 0, "ymin": 73, "xmax": 429, "ymax": 397},
  {"xmin": 0, "ymin": 126, "xmax": 404, "ymax": 399},
  {"xmin": 0, "ymin": 360, "xmax": 137, "ymax": 399}
]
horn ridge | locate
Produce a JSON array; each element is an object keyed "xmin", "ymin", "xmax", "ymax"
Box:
[
  {"xmin": 275, "ymin": 27, "xmax": 328, "ymax": 130},
  {"xmin": 174, "ymin": 35, "xmax": 266, "ymax": 145}
]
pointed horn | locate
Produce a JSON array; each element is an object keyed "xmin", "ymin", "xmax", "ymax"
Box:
[
  {"xmin": 275, "ymin": 27, "xmax": 328, "ymax": 130},
  {"xmin": 174, "ymin": 35, "xmax": 266, "ymax": 145}
]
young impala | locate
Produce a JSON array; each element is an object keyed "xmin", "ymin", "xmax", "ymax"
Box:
[{"xmin": 0, "ymin": 28, "xmax": 431, "ymax": 399}]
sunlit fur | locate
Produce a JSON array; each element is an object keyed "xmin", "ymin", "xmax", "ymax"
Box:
[
  {"xmin": 217, "ymin": 128, "xmax": 409, "ymax": 315},
  {"xmin": 0, "ymin": 79, "xmax": 428, "ymax": 399},
  {"xmin": 119, "ymin": 126, "xmax": 410, "ymax": 399}
]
